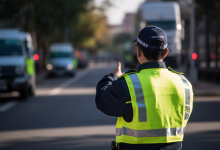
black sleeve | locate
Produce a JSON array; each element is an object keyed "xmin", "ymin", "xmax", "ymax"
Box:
[{"xmin": 95, "ymin": 73, "xmax": 126, "ymax": 117}]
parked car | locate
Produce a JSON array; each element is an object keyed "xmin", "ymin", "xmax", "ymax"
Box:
[
  {"xmin": 46, "ymin": 43, "xmax": 77, "ymax": 77},
  {"xmin": 74, "ymin": 50, "xmax": 89, "ymax": 68},
  {"xmin": 0, "ymin": 29, "xmax": 36, "ymax": 100}
]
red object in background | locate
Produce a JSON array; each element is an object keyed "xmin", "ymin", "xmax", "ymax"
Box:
[
  {"xmin": 33, "ymin": 54, "xmax": 39, "ymax": 61},
  {"xmin": 211, "ymin": 53, "xmax": 216, "ymax": 60},
  {"xmin": 192, "ymin": 53, "xmax": 197, "ymax": 60}
]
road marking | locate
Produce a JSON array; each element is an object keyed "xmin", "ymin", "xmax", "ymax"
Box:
[
  {"xmin": 1, "ymin": 121, "xmax": 220, "ymax": 143},
  {"xmin": 194, "ymin": 96, "xmax": 220, "ymax": 102},
  {"xmin": 89, "ymin": 62, "xmax": 117, "ymax": 69},
  {"xmin": 0, "ymin": 101, "xmax": 17, "ymax": 112},
  {"xmin": 0, "ymin": 125, "xmax": 115, "ymax": 143},
  {"xmin": 49, "ymin": 69, "xmax": 92, "ymax": 95},
  {"xmin": 37, "ymin": 87, "xmax": 96, "ymax": 96},
  {"xmin": 185, "ymin": 121, "xmax": 220, "ymax": 134},
  {"xmin": 48, "ymin": 62, "xmax": 118, "ymax": 95}
]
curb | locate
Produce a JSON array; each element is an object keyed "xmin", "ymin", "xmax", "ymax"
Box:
[{"xmin": 193, "ymin": 88, "xmax": 220, "ymax": 96}]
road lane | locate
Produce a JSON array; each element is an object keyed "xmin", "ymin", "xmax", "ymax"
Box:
[
  {"xmin": 0, "ymin": 63, "xmax": 220, "ymax": 150},
  {"xmin": 0, "ymin": 101, "xmax": 18, "ymax": 112},
  {"xmin": 0, "ymin": 62, "xmax": 118, "ymax": 150}
]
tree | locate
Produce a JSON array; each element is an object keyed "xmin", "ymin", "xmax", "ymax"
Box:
[
  {"xmin": 0, "ymin": 0, "xmax": 111, "ymax": 71},
  {"xmin": 195, "ymin": 0, "xmax": 220, "ymax": 68}
]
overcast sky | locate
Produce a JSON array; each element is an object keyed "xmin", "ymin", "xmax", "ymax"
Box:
[{"xmin": 94, "ymin": 0, "xmax": 145, "ymax": 25}]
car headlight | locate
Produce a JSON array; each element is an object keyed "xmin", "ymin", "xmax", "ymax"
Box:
[
  {"xmin": 47, "ymin": 64, "xmax": 53, "ymax": 70},
  {"xmin": 15, "ymin": 66, "xmax": 25, "ymax": 75},
  {"xmin": 176, "ymin": 44, "xmax": 181, "ymax": 50},
  {"xmin": 176, "ymin": 24, "xmax": 182, "ymax": 30},
  {"xmin": 67, "ymin": 64, "xmax": 73, "ymax": 70}
]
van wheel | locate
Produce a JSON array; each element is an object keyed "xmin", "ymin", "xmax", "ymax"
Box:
[
  {"xmin": 47, "ymin": 73, "xmax": 54, "ymax": 78},
  {"xmin": 19, "ymin": 85, "xmax": 28, "ymax": 100},
  {"xmin": 69, "ymin": 72, "xmax": 75, "ymax": 77}
]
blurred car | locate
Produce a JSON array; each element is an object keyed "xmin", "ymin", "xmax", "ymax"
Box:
[
  {"xmin": 46, "ymin": 43, "xmax": 77, "ymax": 77},
  {"xmin": 74, "ymin": 50, "xmax": 89, "ymax": 68},
  {"xmin": 0, "ymin": 29, "xmax": 36, "ymax": 100}
]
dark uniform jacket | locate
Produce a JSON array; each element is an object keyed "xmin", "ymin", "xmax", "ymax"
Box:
[{"xmin": 95, "ymin": 61, "xmax": 182, "ymax": 150}]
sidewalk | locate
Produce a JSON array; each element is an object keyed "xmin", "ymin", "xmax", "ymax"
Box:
[
  {"xmin": 35, "ymin": 66, "xmax": 220, "ymax": 96},
  {"xmin": 175, "ymin": 65, "xmax": 220, "ymax": 96},
  {"xmin": 193, "ymin": 82, "xmax": 220, "ymax": 96}
]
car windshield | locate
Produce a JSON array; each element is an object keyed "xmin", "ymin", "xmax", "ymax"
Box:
[
  {"xmin": 0, "ymin": 39, "xmax": 23, "ymax": 56},
  {"xmin": 146, "ymin": 21, "xmax": 176, "ymax": 30},
  {"xmin": 50, "ymin": 51, "xmax": 71, "ymax": 58}
]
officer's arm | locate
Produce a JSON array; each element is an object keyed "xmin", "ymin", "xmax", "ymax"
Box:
[{"xmin": 95, "ymin": 73, "xmax": 126, "ymax": 117}]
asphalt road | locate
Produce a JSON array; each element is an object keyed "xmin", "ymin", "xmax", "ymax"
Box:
[{"xmin": 0, "ymin": 62, "xmax": 220, "ymax": 150}]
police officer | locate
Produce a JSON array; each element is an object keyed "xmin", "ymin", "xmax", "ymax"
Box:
[{"xmin": 95, "ymin": 26, "xmax": 193, "ymax": 150}]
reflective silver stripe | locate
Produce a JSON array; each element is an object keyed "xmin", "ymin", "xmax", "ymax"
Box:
[
  {"xmin": 178, "ymin": 75, "xmax": 191, "ymax": 119},
  {"xmin": 185, "ymin": 111, "xmax": 190, "ymax": 120},
  {"xmin": 185, "ymin": 104, "xmax": 190, "ymax": 111},
  {"xmin": 137, "ymin": 37, "xmax": 149, "ymax": 48},
  {"xmin": 116, "ymin": 126, "xmax": 185, "ymax": 137},
  {"xmin": 129, "ymin": 74, "xmax": 147, "ymax": 122}
]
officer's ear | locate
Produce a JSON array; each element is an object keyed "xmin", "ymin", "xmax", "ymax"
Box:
[
  {"xmin": 163, "ymin": 48, "xmax": 169, "ymax": 58},
  {"xmin": 137, "ymin": 45, "xmax": 142, "ymax": 57}
]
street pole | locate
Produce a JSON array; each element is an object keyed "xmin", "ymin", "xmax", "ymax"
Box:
[{"xmin": 190, "ymin": 0, "xmax": 198, "ymax": 84}]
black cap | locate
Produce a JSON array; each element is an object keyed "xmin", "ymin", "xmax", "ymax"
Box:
[{"xmin": 133, "ymin": 26, "xmax": 168, "ymax": 50}]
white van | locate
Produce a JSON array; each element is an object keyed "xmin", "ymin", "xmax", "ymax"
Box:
[
  {"xmin": 135, "ymin": 1, "xmax": 183, "ymax": 67},
  {"xmin": 0, "ymin": 29, "xmax": 36, "ymax": 99},
  {"xmin": 46, "ymin": 43, "xmax": 77, "ymax": 77}
]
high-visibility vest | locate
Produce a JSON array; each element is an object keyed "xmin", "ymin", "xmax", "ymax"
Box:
[
  {"xmin": 72, "ymin": 58, "xmax": 78, "ymax": 69},
  {"xmin": 26, "ymin": 58, "xmax": 35, "ymax": 75},
  {"xmin": 116, "ymin": 68, "xmax": 193, "ymax": 144}
]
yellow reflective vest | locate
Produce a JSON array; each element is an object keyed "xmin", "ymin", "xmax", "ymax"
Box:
[
  {"xmin": 72, "ymin": 58, "xmax": 78, "ymax": 69},
  {"xmin": 26, "ymin": 58, "xmax": 35, "ymax": 75},
  {"xmin": 116, "ymin": 68, "xmax": 193, "ymax": 144}
]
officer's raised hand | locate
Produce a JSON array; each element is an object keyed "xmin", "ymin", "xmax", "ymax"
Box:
[{"xmin": 110, "ymin": 62, "xmax": 123, "ymax": 77}]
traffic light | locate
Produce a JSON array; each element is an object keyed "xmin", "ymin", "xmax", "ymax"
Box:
[
  {"xmin": 211, "ymin": 53, "xmax": 216, "ymax": 60},
  {"xmin": 34, "ymin": 54, "xmax": 39, "ymax": 61},
  {"xmin": 192, "ymin": 53, "xmax": 197, "ymax": 60}
]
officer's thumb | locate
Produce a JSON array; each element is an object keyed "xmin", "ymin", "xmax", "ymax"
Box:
[{"xmin": 117, "ymin": 62, "xmax": 121, "ymax": 71}]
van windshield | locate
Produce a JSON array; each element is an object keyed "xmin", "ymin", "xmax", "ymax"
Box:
[
  {"xmin": 50, "ymin": 51, "xmax": 71, "ymax": 58},
  {"xmin": 146, "ymin": 21, "xmax": 176, "ymax": 30},
  {"xmin": 0, "ymin": 39, "xmax": 23, "ymax": 56}
]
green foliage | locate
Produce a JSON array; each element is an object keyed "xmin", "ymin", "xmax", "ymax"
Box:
[
  {"xmin": 195, "ymin": 0, "xmax": 220, "ymax": 20},
  {"xmin": 0, "ymin": 0, "xmax": 110, "ymax": 51},
  {"xmin": 0, "ymin": 0, "xmax": 88, "ymax": 31},
  {"xmin": 70, "ymin": 7, "xmax": 109, "ymax": 49}
]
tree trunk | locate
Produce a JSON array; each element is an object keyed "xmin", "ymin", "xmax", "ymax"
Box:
[
  {"xmin": 195, "ymin": 23, "xmax": 199, "ymax": 68},
  {"xmin": 215, "ymin": 31, "xmax": 219, "ymax": 68},
  {"xmin": 35, "ymin": 33, "xmax": 44, "ymax": 73},
  {"xmin": 205, "ymin": 16, "xmax": 210, "ymax": 68}
]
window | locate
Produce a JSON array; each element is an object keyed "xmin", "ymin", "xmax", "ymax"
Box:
[
  {"xmin": 146, "ymin": 21, "xmax": 176, "ymax": 30},
  {"xmin": 50, "ymin": 51, "xmax": 71, "ymax": 58},
  {"xmin": 0, "ymin": 40, "xmax": 23, "ymax": 56}
]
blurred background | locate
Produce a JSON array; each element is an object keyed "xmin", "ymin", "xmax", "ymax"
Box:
[{"xmin": 0, "ymin": 0, "xmax": 220, "ymax": 150}]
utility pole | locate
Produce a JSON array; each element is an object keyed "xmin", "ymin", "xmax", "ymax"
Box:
[{"xmin": 190, "ymin": 0, "xmax": 198, "ymax": 84}]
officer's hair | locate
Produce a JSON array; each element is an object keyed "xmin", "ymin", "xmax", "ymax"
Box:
[{"xmin": 138, "ymin": 40, "xmax": 167, "ymax": 61}]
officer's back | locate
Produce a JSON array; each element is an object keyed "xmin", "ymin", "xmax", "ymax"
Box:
[{"xmin": 95, "ymin": 26, "xmax": 193, "ymax": 150}]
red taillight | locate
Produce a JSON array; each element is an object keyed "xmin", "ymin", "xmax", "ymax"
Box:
[
  {"xmin": 211, "ymin": 53, "xmax": 216, "ymax": 60},
  {"xmin": 192, "ymin": 53, "xmax": 197, "ymax": 60},
  {"xmin": 33, "ymin": 54, "xmax": 39, "ymax": 61}
]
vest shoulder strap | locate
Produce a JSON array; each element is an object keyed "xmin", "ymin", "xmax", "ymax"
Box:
[
  {"xmin": 119, "ymin": 69, "xmax": 138, "ymax": 78},
  {"xmin": 167, "ymin": 66, "xmax": 183, "ymax": 75}
]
